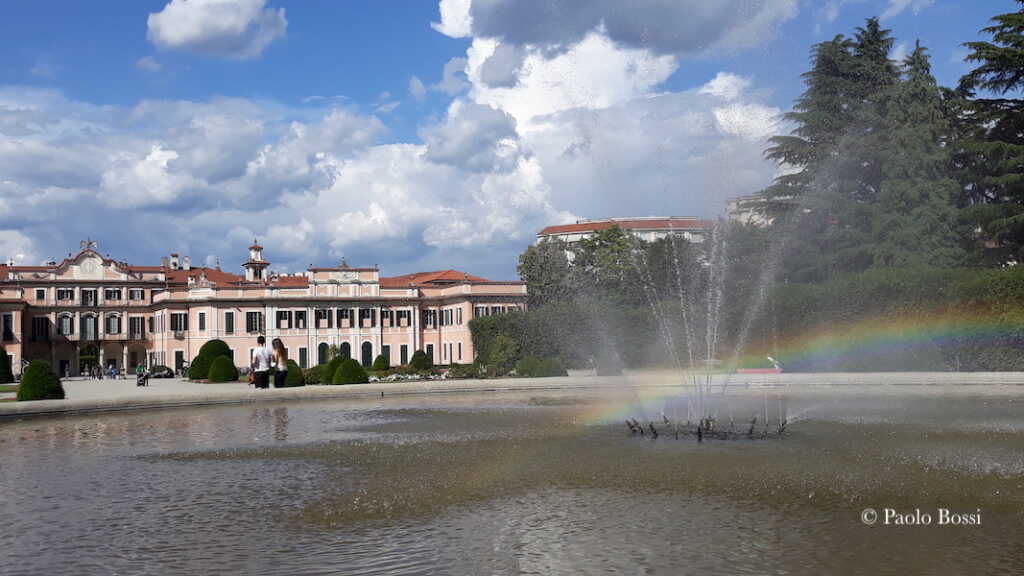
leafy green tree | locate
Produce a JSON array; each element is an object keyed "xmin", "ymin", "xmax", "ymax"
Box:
[
  {"xmin": 517, "ymin": 238, "xmax": 572, "ymax": 305},
  {"xmin": 486, "ymin": 333, "xmax": 519, "ymax": 375},
  {"xmin": 569, "ymin": 225, "xmax": 643, "ymax": 304},
  {"xmin": 873, "ymin": 42, "xmax": 966, "ymax": 268},
  {"xmin": 957, "ymin": 1, "xmax": 1024, "ymax": 262}
]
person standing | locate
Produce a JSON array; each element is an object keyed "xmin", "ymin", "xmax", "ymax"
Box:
[
  {"xmin": 271, "ymin": 338, "xmax": 288, "ymax": 388},
  {"xmin": 251, "ymin": 335, "xmax": 273, "ymax": 389}
]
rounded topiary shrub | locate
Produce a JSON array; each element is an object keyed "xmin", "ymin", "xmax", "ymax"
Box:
[
  {"xmin": 198, "ymin": 339, "xmax": 232, "ymax": 360},
  {"xmin": 284, "ymin": 359, "xmax": 304, "ymax": 387},
  {"xmin": 331, "ymin": 357, "xmax": 369, "ymax": 385},
  {"xmin": 17, "ymin": 360, "xmax": 65, "ymax": 401},
  {"xmin": 371, "ymin": 354, "xmax": 390, "ymax": 372},
  {"xmin": 207, "ymin": 355, "xmax": 239, "ymax": 383},
  {"xmin": 409, "ymin": 349, "xmax": 433, "ymax": 371},
  {"xmin": 538, "ymin": 358, "xmax": 568, "ymax": 377},
  {"xmin": 0, "ymin": 345, "xmax": 14, "ymax": 384},
  {"xmin": 188, "ymin": 354, "xmax": 214, "ymax": 380},
  {"xmin": 515, "ymin": 356, "xmax": 541, "ymax": 377}
]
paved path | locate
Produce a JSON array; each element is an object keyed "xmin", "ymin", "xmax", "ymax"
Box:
[{"xmin": 1, "ymin": 371, "xmax": 1021, "ymax": 420}]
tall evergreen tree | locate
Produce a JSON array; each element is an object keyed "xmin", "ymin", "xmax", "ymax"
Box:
[
  {"xmin": 957, "ymin": 0, "xmax": 1024, "ymax": 262},
  {"xmin": 517, "ymin": 238, "xmax": 572, "ymax": 305},
  {"xmin": 765, "ymin": 18, "xmax": 900, "ymax": 280},
  {"xmin": 873, "ymin": 42, "xmax": 965, "ymax": 268}
]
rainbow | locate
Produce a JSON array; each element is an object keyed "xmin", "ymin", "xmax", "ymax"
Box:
[{"xmin": 735, "ymin": 308, "xmax": 1024, "ymax": 371}]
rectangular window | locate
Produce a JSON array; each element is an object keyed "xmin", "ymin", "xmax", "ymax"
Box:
[
  {"xmin": 224, "ymin": 312, "xmax": 235, "ymax": 334},
  {"xmin": 315, "ymin": 308, "xmax": 333, "ymax": 329},
  {"xmin": 422, "ymin": 309, "xmax": 437, "ymax": 329},
  {"xmin": 294, "ymin": 310, "xmax": 307, "ymax": 329},
  {"xmin": 276, "ymin": 310, "xmax": 292, "ymax": 329},
  {"xmin": 104, "ymin": 288, "xmax": 122, "ymax": 301},
  {"xmin": 170, "ymin": 313, "xmax": 188, "ymax": 332},
  {"xmin": 474, "ymin": 306, "xmax": 487, "ymax": 318},
  {"xmin": 57, "ymin": 288, "xmax": 74, "ymax": 301},
  {"xmin": 382, "ymin": 345, "xmax": 391, "ymax": 364},
  {"xmin": 130, "ymin": 317, "xmax": 145, "ymax": 339},
  {"xmin": 397, "ymin": 310, "xmax": 411, "ymax": 327},
  {"xmin": 298, "ymin": 347, "xmax": 308, "ymax": 369},
  {"xmin": 508, "ymin": 305, "xmax": 520, "ymax": 313},
  {"xmin": 400, "ymin": 344, "xmax": 409, "ymax": 365},
  {"xmin": 105, "ymin": 315, "xmax": 121, "ymax": 335},
  {"xmin": 129, "ymin": 288, "xmax": 145, "ymax": 301},
  {"xmin": 81, "ymin": 289, "xmax": 97, "ymax": 307},
  {"xmin": 245, "ymin": 311, "xmax": 265, "ymax": 334},
  {"xmin": 359, "ymin": 308, "xmax": 375, "ymax": 328},
  {"xmin": 338, "ymin": 308, "xmax": 353, "ymax": 328},
  {"xmin": 1, "ymin": 313, "xmax": 13, "ymax": 341},
  {"xmin": 33, "ymin": 317, "xmax": 50, "ymax": 341},
  {"xmin": 148, "ymin": 317, "xmax": 154, "ymax": 333},
  {"xmin": 426, "ymin": 344, "xmax": 434, "ymax": 363},
  {"xmin": 198, "ymin": 312, "xmax": 206, "ymax": 331},
  {"xmin": 381, "ymin": 309, "xmax": 393, "ymax": 327},
  {"xmin": 458, "ymin": 342, "xmax": 462, "ymax": 361},
  {"xmin": 491, "ymin": 306, "xmax": 504, "ymax": 316},
  {"xmin": 456, "ymin": 307, "xmax": 462, "ymax": 325},
  {"xmin": 35, "ymin": 289, "xmax": 45, "ymax": 300}
]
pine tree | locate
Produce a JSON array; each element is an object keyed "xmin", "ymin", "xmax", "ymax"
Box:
[
  {"xmin": 517, "ymin": 238, "xmax": 572, "ymax": 305},
  {"xmin": 873, "ymin": 42, "xmax": 965, "ymax": 268},
  {"xmin": 764, "ymin": 18, "xmax": 900, "ymax": 280},
  {"xmin": 957, "ymin": 0, "xmax": 1024, "ymax": 262}
]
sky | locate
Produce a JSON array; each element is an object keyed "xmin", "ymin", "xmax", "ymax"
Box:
[{"xmin": 0, "ymin": 0, "xmax": 1008, "ymax": 279}]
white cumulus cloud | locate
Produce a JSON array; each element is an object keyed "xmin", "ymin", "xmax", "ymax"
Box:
[{"xmin": 147, "ymin": 0, "xmax": 287, "ymax": 60}]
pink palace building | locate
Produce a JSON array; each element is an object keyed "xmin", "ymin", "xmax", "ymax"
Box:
[{"xmin": 0, "ymin": 240, "xmax": 528, "ymax": 377}]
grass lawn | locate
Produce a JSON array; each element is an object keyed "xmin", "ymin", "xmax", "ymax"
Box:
[{"xmin": 0, "ymin": 384, "xmax": 19, "ymax": 393}]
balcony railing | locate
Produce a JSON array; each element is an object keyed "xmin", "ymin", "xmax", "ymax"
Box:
[{"xmin": 129, "ymin": 332, "xmax": 145, "ymax": 340}]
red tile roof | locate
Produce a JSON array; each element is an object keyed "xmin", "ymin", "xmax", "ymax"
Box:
[
  {"xmin": 538, "ymin": 218, "xmax": 715, "ymax": 236},
  {"xmin": 381, "ymin": 270, "xmax": 489, "ymax": 288}
]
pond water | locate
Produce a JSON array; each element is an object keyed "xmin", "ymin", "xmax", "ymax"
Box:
[{"xmin": 1, "ymin": 387, "xmax": 1022, "ymax": 575}]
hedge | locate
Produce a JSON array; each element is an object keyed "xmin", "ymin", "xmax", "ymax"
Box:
[
  {"xmin": 331, "ymin": 357, "xmax": 369, "ymax": 384},
  {"xmin": 409, "ymin": 349, "xmax": 432, "ymax": 371},
  {"xmin": 17, "ymin": 360, "xmax": 64, "ymax": 401},
  {"xmin": 188, "ymin": 354, "xmax": 215, "ymax": 380},
  {"xmin": 207, "ymin": 356, "xmax": 239, "ymax": 383},
  {"xmin": 283, "ymin": 359, "xmax": 304, "ymax": 387},
  {"xmin": 371, "ymin": 354, "xmax": 390, "ymax": 371},
  {"xmin": 198, "ymin": 339, "xmax": 232, "ymax": 360}
]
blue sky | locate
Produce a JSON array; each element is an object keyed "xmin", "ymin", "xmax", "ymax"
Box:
[{"xmin": 0, "ymin": 0, "xmax": 1010, "ymax": 278}]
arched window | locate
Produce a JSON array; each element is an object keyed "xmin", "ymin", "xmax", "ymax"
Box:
[
  {"xmin": 57, "ymin": 314, "xmax": 74, "ymax": 335},
  {"xmin": 361, "ymin": 342, "xmax": 372, "ymax": 367},
  {"xmin": 340, "ymin": 342, "xmax": 351, "ymax": 359},
  {"xmin": 105, "ymin": 314, "xmax": 122, "ymax": 335},
  {"xmin": 317, "ymin": 342, "xmax": 328, "ymax": 365}
]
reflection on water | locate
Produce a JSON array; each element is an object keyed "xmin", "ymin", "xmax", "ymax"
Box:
[{"xmin": 1, "ymin": 389, "xmax": 1022, "ymax": 575}]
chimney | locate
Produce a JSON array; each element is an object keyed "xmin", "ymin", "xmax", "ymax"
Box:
[
  {"xmin": 182, "ymin": 255, "xmax": 191, "ymax": 270},
  {"xmin": 160, "ymin": 256, "xmax": 169, "ymax": 268},
  {"xmin": 170, "ymin": 253, "xmax": 179, "ymax": 270}
]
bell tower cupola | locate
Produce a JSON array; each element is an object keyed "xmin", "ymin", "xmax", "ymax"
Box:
[{"xmin": 243, "ymin": 238, "xmax": 270, "ymax": 282}]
